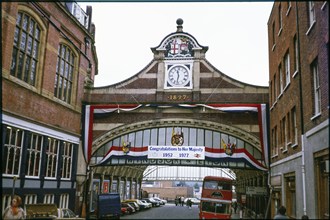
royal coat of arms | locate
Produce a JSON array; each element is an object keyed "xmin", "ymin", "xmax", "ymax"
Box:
[
  {"xmin": 221, "ymin": 139, "xmax": 236, "ymax": 156},
  {"xmin": 122, "ymin": 140, "xmax": 131, "ymax": 154},
  {"xmin": 171, "ymin": 127, "xmax": 184, "ymax": 146}
]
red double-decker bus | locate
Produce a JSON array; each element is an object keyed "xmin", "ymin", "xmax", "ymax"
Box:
[{"xmin": 199, "ymin": 176, "xmax": 233, "ymax": 219}]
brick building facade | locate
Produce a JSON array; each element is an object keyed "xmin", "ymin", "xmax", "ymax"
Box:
[
  {"xmin": 268, "ymin": 2, "xmax": 328, "ymax": 219},
  {"xmin": 2, "ymin": 2, "xmax": 97, "ymax": 215}
]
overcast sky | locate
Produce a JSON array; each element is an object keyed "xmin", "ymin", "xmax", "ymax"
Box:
[{"xmin": 78, "ymin": 2, "xmax": 274, "ymax": 87}]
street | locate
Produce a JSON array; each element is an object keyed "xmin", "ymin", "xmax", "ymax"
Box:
[
  {"xmin": 120, "ymin": 203, "xmax": 250, "ymax": 219},
  {"xmin": 121, "ymin": 203, "xmax": 199, "ymax": 219}
]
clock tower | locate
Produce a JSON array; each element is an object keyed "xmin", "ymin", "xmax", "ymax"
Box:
[{"xmin": 151, "ymin": 18, "xmax": 208, "ymax": 94}]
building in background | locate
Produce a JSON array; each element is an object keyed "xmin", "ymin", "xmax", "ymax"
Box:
[
  {"xmin": 2, "ymin": 1, "xmax": 97, "ymax": 215},
  {"xmin": 268, "ymin": 2, "xmax": 328, "ymax": 219},
  {"xmin": 142, "ymin": 181, "xmax": 194, "ymax": 202}
]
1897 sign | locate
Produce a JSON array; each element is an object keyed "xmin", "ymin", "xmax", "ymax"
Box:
[{"xmin": 167, "ymin": 94, "xmax": 190, "ymax": 101}]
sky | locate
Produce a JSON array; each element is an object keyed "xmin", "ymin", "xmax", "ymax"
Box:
[{"xmin": 78, "ymin": 2, "xmax": 274, "ymax": 87}]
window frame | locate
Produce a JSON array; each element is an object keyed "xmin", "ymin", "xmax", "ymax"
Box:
[
  {"xmin": 271, "ymin": 126, "xmax": 279, "ymax": 157},
  {"xmin": 24, "ymin": 194, "xmax": 38, "ymax": 205},
  {"xmin": 272, "ymin": 22, "xmax": 276, "ymax": 50},
  {"xmin": 291, "ymin": 107, "xmax": 298, "ymax": 147},
  {"xmin": 45, "ymin": 137, "xmax": 60, "ymax": 179},
  {"xmin": 284, "ymin": 51, "xmax": 291, "ymax": 86},
  {"xmin": 25, "ymin": 133, "xmax": 43, "ymax": 178},
  {"xmin": 54, "ymin": 43, "xmax": 76, "ymax": 104},
  {"xmin": 284, "ymin": 116, "xmax": 288, "ymax": 151},
  {"xmin": 279, "ymin": 64, "xmax": 284, "ymax": 96},
  {"xmin": 10, "ymin": 11, "xmax": 41, "ymax": 86},
  {"xmin": 43, "ymin": 194, "xmax": 55, "ymax": 204},
  {"xmin": 312, "ymin": 60, "xmax": 321, "ymax": 117},
  {"xmin": 293, "ymin": 35, "xmax": 299, "ymax": 76},
  {"xmin": 286, "ymin": 1, "xmax": 292, "ymax": 16},
  {"xmin": 273, "ymin": 73, "xmax": 277, "ymax": 102},
  {"xmin": 2, "ymin": 126, "xmax": 24, "ymax": 176},
  {"xmin": 278, "ymin": 4, "xmax": 283, "ymax": 35},
  {"xmin": 308, "ymin": 1, "xmax": 316, "ymax": 27},
  {"xmin": 7, "ymin": 6, "xmax": 47, "ymax": 91},
  {"xmin": 61, "ymin": 142, "xmax": 74, "ymax": 180}
]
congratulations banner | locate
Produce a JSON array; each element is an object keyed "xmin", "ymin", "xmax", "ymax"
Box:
[{"xmin": 148, "ymin": 146, "xmax": 205, "ymax": 160}]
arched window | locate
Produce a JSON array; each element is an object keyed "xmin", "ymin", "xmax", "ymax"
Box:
[
  {"xmin": 10, "ymin": 11, "xmax": 40, "ymax": 86},
  {"xmin": 54, "ymin": 44, "xmax": 75, "ymax": 103}
]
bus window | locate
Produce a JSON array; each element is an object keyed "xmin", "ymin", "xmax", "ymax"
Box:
[
  {"xmin": 215, "ymin": 203, "xmax": 231, "ymax": 214},
  {"xmin": 202, "ymin": 201, "xmax": 215, "ymax": 213},
  {"xmin": 204, "ymin": 181, "xmax": 218, "ymax": 189},
  {"xmin": 201, "ymin": 202, "xmax": 231, "ymax": 214},
  {"xmin": 218, "ymin": 183, "xmax": 231, "ymax": 190}
]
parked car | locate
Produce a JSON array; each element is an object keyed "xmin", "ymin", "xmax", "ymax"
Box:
[
  {"xmin": 140, "ymin": 200, "xmax": 152, "ymax": 209},
  {"xmin": 121, "ymin": 203, "xmax": 135, "ymax": 214},
  {"xmin": 184, "ymin": 197, "xmax": 200, "ymax": 205},
  {"xmin": 153, "ymin": 197, "xmax": 167, "ymax": 205},
  {"xmin": 142, "ymin": 198, "xmax": 160, "ymax": 207},
  {"xmin": 124, "ymin": 199, "xmax": 149, "ymax": 210},
  {"xmin": 123, "ymin": 201, "xmax": 140, "ymax": 212},
  {"xmin": 152, "ymin": 197, "xmax": 164, "ymax": 205}
]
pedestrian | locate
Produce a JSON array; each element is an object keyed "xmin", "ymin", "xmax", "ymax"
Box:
[
  {"xmin": 2, "ymin": 195, "xmax": 25, "ymax": 220},
  {"xmin": 181, "ymin": 197, "xmax": 184, "ymax": 206},
  {"xmin": 239, "ymin": 205, "xmax": 245, "ymax": 219},
  {"xmin": 178, "ymin": 197, "xmax": 181, "ymax": 206},
  {"xmin": 187, "ymin": 199, "xmax": 192, "ymax": 209},
  {"xmin": 301, "ymin": 215, "xmax": 309, "ymax": 219},
  {"xmin": 233, "ymin": 201, "xmax": 238, "ymax": 214},
  {"xmin": 175, "ymin": 197, "xmax": 178, "ymax": 206},
  {"xmin": 274, "ymin": 205, "xmax": 288, "ymax": 219}
]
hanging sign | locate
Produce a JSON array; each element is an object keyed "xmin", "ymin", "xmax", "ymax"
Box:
[
  {"xmin": 148, "ymin": 146, "xmax": 205, "ymax": 160},
  {"xmin": 246, "ymin": 186, "xmax": 268, "ymax": 195}
]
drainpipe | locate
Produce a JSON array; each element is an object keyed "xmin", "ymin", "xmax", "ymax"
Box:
[
  {"xmin": 301, "ymin": 137, "xmax": 307, "ymax": 215},
  {"xmin": 295, "ymin": 2, "xmax": 307, "ymax": 216}
]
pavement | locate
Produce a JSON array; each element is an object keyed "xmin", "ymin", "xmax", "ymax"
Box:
[{"xmin": 231, "ymin": 207, "xmax": 251, "ymax": 219}]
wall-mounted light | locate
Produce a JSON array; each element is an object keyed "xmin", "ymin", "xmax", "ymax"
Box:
[{"xmin": 84, "ymin": 37, "xmax": 90, "ymax": 47}]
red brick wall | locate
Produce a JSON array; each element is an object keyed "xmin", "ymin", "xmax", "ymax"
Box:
[
  {"xmin": 2, "ymin": 2, "xmax": 97, "ymax": 135},
  {"xmin": 268, "ymin": 2, "xmax": 329, "ymax": 161}
]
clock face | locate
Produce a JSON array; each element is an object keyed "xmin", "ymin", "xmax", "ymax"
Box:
[{"xmin": 168, "ymin": 65, "xmax": 189, "ymax": 86}]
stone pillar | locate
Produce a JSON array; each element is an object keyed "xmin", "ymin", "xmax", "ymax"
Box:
[
  {"xmin": 134, "ymin": 178, "xmax": 138, "ymax": 199},
  {"xmin": 129, "ymin": 178, "xmax": 132, "ymax": 199},
  {"xmin": 100, "ymin": 173, "xmax": 105, "ymax": 193},
  {"xmin": 124, "ymin": 177, "xmax": 127, "ymax": 200},
  {"xmin": 117, "ymin": 177, "xmax": 121, "ymax": 196},
  {"xmin": 110, "ymin": 175, "xmax": 113, "ymax": 193}
]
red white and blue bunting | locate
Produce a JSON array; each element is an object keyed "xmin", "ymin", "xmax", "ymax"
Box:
[{"xmin": 83, "ymin": 104, "xmax": 269, "ymax": 170}]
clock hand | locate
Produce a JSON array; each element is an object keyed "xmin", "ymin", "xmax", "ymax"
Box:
[{"xmin": 176, "ymin": 70, "xmax": 180, "ymax": 82}]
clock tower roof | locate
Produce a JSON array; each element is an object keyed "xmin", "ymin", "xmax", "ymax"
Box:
[{"xmin": 151, "ymin": 18, "xmax": 208, "ymax": 58}]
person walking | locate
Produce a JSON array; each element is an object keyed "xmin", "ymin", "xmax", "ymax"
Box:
[
  {"xmin": 233, "ymin": 201, "xmax": 238, "ymax": 214},
  {"xmin": 187, "ymin": 199, "xmax": 192, "ymax": 209},
  {"xmin": 274, "ymin": 205, "xmax": 288, "ymax": 219},
  {"xmin": 2, "ymin": 195, "xmax": 25, "ymax": 220}
]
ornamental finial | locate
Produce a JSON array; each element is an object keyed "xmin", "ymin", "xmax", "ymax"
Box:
[{"xmin": 176, "ymin": 18, "xmax": 183, "ymax": 32}]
